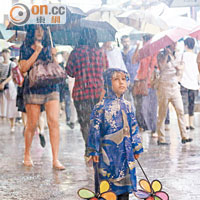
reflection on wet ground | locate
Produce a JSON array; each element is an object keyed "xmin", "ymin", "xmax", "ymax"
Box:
[{"xmin": 0, "ymin": 111, "xmax": 200, "ymax": 199}]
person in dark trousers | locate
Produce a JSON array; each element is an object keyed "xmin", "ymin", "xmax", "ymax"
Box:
[
  {"xmin": 180, "ymin": 37, "xmax": 199, "ymax": 130},
  {"xmin": 66, "ymin": 28, "xmax": 109, "ymax": 159}
]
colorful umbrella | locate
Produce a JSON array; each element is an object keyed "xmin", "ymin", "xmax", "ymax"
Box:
[
  {"xmin": 189, "ymin": 25, "xmax": 200, "ymax": 40},
  {"xmin": 134, "ymin": 159, "xmax": 169, "ymax": 200},
  {"xmin": 138, "ymin": 27, "xmax": 189, "ymax": 60}
]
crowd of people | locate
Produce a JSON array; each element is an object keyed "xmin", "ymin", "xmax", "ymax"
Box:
[{"xmin": 0, "ymin": 24, "xmax": 200, "ymax": 199}]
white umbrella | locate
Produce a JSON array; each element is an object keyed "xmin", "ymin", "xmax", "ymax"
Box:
[
  {"xmin": 162, "ymin": 16, "xmax": 200, "ymax": 30},
  {"xmin": 116, "ymin": 10, "xmax": 169, "ymax": 34},
  {"xmin": 0, "ymin": 39, "xmax": 14, "ymax": 52},
  {"xmin": 86, "ymin": 5, "xmax": 130, "ymax": 31}
]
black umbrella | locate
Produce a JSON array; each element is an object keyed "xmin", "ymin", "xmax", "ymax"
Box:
[
  {"xmin": 52, "ymin": 19, "xmax": 117, "ymax": 45},
  {"xmin": 6, "ymin": 5, "xmax": 87, "ymax": 31},
  {"xmin": 0, "ymin": 32, "xmax": 3, "ymax": 39}
]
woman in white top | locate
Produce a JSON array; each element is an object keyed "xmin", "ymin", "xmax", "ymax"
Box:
[
  {"xmin": 180, "ymin": 38, "xmax": 199, "ymax": 130},
  {"xmin": 0, "ymin": 49, "xmax": 18, "ymax": 132},
  {"xmin": 102, "ymin": 41, "xmax": 127, "ymax": 71}
]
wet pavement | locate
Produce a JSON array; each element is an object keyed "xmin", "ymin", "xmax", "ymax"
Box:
[{"xmin": 0, "ymin": 108, "xmax": 200, "ymax": 200}]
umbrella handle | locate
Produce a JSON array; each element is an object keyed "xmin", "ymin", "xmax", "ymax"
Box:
[{"xmin": 47, "ymin": 26, "xmax": 53, "ymax": 48}]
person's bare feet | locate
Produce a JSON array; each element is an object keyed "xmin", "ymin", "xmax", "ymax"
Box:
[
  {"xmin": 53, "ymin": 160, "xmax": 65, "ymax": 170},
  {"xmin": 23, "ymin": 157, "xmax": 33, "ymax": 167}
]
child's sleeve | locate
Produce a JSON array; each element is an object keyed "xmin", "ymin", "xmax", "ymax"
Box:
[
  {"xmin": 87, "ymin": 104, "xmax": 103, "ymax": 156},
  {"xmin": 130, "ymin": 107, "xmax": 143, "ymax": 155}
]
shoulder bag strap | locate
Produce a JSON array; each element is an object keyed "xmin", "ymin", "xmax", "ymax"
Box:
[{"xmin": 7, "ymin": 62, "xmax": 12, "ymax": 77}]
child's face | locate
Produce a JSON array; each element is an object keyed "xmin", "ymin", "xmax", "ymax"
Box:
[{"xmin": 111, "ymin": 72, "xmax": 127, "ymax": 97}]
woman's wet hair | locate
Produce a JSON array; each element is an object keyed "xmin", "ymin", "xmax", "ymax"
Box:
[
  {"xmin": 22, "ymin": 25, "xmax": 52, "ymax": 60},
  {"xmin": 184, "ymin": 37, "xmax": 195, "ymax": 50},
  {"xmin": 23, "ymin": 25, "xmax": 51, "ymax": 48}
]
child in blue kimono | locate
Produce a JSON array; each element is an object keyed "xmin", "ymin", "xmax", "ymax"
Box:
[{"xmin": 87, "ymin": 68, "xmax": 143, "ymax": 200}]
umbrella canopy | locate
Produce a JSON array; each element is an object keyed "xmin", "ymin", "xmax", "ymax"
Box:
[
  {"xmin": 138, "ymin": 27, "xmax": 189, "ymax": 60},
  {"xmin": 52, "ymin": 19, "xmax": 117, "ymax": 45},
  {"xmin": 161, "ymin": 0, "xmax": 200, "ymax": 7},
  {"xmin": 0, "ymin": 39, "xmax": 14, "ymax": 52},
  {"xmin": 0, "ymin": 24, "xmax": 13, "ymax": 40},
  {"xmin": 7, "ymin": 31, "xmax": 26, "ymax": 43},
  {"xmin": 6, "ymin": 5, "xmax": 87, "ymax": 31},
  {"xmin": 86, "ymin": 5, "xmax": 129, "ymax": 30},
  {"xmin": 116, "ymin": 10, "xmax": 169, "ymax": 34},
  {"xmin": 129, "ymin": 28, "xmax": 149, "ymax": 41},
  {"xmin": 66, "ymin": 6, "xmax": 87, "ymax": 19},
  {"xmin": 162, "ymin": 16, "xmax": 200, "ymax": 30},
  {"xmin": 189, "ymin": 25, "xmax": 200, "ymax": 40}
]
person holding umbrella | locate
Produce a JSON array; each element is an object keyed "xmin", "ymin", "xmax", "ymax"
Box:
[
  {"xmin": 156, "ymin": 43, "xmax": 192, "ymax": 145},
  {"xmin": 19, "ymin": 25, "xmax": 65, "ymax": 170}
]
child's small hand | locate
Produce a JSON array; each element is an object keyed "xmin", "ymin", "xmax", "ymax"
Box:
[
  {"xmin": 134, "ymin": 154, "xmax": 140, "ymax": 160},
  {"xmin": 85, "ymin": 156, "xmax": 93, "ymax": 167},
  {"xmin": 92, "ymin": 156, "xmax": 99, "ymax": 163}
]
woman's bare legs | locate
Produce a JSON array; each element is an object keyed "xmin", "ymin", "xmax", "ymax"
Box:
[
  {"xmin": 45, "ymin": 100, "xmax": 65, "ymax": 170},
  {"xmin": 38, "ymin": 112, "xmax": 45, "ymax": 133},
  {"xmin": 22, "ymin": 112, "xmax": 27, "ymax": 128},
  {"xmin": 10, "ymin": 118, "xmax": 15, "ymax": 132},
  {"xmin": 38, "ymin": 112, "xmax": 46, "ymax": 148},
  {"xmin": 24, "ymin": 104, "xmax": 41, "ymax": 166}
]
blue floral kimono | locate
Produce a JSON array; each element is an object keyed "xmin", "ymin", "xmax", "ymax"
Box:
[{"xmin": 88, "ymin": 68, "xmax": 143, "ymax": 196}]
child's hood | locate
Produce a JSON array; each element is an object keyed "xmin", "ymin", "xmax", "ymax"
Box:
[{"xmin": 103, "ymin": 68, "xmax": 130, "ymax": 97}]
